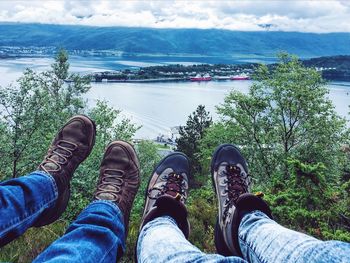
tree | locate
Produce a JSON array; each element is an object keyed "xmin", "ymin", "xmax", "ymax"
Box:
[
  {"xmin": 199, "ymin": 122, "xmax": 240, "ymax": 173},
  {"xmin": 263, "ymin": 158, "xmax": 350, "ymax": 242},
  {"xmin": 214, "ymin": 54, "xmax": 348, "ymax": 184},
  {"xmin": 0, "ymin": 70, "xmax": 54, "ymax": 178},
  {"xmin": 0, "ymin": 49, "xmax": 92, "ymax": 179},
  {"xmin": 176, "ymin": 105, "xmax": 212, "ymax": 185}
]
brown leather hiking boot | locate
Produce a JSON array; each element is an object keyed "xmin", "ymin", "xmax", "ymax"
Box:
[
  {"xmin": 35, "ymin": 115, "xmax": 96, "ymax": 227},
  {"xmin": 93, "ymin": 141, "xmax": 140, "ymax": 238},
  {"xmin": 211, "ymin": 144, "xmax": 272, "ymax": 257},
  {"xmin": 140, "ymin": 152, "xmax": 190, "ymax": 237}
]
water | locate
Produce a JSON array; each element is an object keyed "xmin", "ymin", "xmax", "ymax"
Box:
[
  {"xmin": 86, "ymin": 81, "xmax": 252, "ymax": 138},
  {"xmin": 1, "ymin": 56, "xmax": 349, "ymax": 139}
]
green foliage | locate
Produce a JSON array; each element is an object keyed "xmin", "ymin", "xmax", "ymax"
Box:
[
  {"xmin": 0, "ymin": 221, "xmax": 68, "ymax": 262},
  {"xmin": 0, "ymin": 48, "xmax": 92, "ymax": 180},
  {"xmin": 176, "ymin": 105, "xmax": 212, "ymax": 185},
  {"xmin": 212, "ymin": 54, "xmax": 348, "ymax": 184},
  {"xmin": 199, "ymin": 122, "xmax": 240, "ymax": 175},
  {"xmin": 264, "ymin": 159, "xmax": 350, "ymax": 242},
  {"xmin": 187, "ymin": 179, "xmax": 217, "ymax": 252}
]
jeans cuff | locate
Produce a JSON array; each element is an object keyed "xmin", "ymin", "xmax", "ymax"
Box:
[
  {"xmin": 240, "ymin": 210, "xmax": 269, "ymax": 226},
  {"xmin": 142, "ymin": 215, "xmax": 177, "ymax": 233},
  {"xmin": 31, "ymin": 170, "xmax": 59, "ymax": 200}
]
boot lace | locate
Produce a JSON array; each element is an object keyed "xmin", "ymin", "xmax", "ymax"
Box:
[
  {"xmin": 223, "ymin": 165, "xmax": 250, "ymax": 219},
  {"xmin": 148, "ymin": 172, "xmax": 187, "ymax": 201},
  {"xmin": 94, "ymin": 169, "xmax": 124, "ymax": 202},
  {"xmin": 40, "ymin": 140, "xmax": 77, "ymax": 174}
]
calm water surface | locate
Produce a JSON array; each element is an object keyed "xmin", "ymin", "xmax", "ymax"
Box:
[
  {"xmin": 1, "ymin": 57, "xmax": 349, "ymax": 139},
  {"xmin": 86, "ymin": 81, "xmax": 350, "ymax": 138}
]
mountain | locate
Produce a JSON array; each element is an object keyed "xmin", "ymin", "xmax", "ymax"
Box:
[{"xmin": 1, "ymin": 23, "xmax": 350, "ymax": 57}]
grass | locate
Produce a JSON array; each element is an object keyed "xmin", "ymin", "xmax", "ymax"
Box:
[{"xmin": 0, "ymin": 220, "xmax": 68, "ymax": 262}]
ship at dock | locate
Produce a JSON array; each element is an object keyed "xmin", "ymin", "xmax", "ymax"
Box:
[
  {"xmin": 230, "ymin": 74, "xmax": 250, "ymax": 80},
  {"xmin": 190, "ymin": 73, "xmax": 212, "ymax": 81}
]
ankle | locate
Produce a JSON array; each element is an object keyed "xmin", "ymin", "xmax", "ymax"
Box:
[
  {"xmin": 231, "ymin": 193, "xmax": 273, "ymax": 256},
  {"xmin": 141, "ymin": 195, "xmax": 190, "ymax": 238}
]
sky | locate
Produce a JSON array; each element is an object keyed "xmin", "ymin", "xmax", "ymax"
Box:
[{"xmin": 0, "ymin": 0, "xmax": 350, "ymax": 33}]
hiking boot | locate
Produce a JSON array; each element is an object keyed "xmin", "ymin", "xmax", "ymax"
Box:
[
  {"xmin": 140, "ymin": 152, "xmax": 190, "ymax": 237},
  {"xmin": 211, "ymin": 144, "xmax": 272, "ymax": 256},
  {"xmin": 35, "ymin": 115, "xmax": 96, "ymax": 227},
  {"xmin": 93, "ymin": 141, "xmax": 140, "ymax": 239}
]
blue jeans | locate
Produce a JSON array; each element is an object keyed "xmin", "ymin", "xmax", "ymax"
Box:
[
  {"xmin": 1, "ymin": 172, "xmax": 350, "ymax": 262},
  {"xmin": 0, "ymin": 172, "xmax": 125, "ymax": 262},
  {"xmin": 137, "ymin": 215, "xmax": 350, "ymax": 263}
]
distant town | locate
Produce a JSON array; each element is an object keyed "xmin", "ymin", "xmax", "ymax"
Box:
[
  {"xmin": 1, "ymin": 46, "xmax": 350, "ymax": 81},
  {"xmin": 91, "ymin": 55, "xmax": 350, "ymax": 83},
  {"xmin": 91, "ymin": 63, "xmax": 255, "ymax": 83},
  {"xmin": 0, "ymin": 46, "xmax": 124, "ymax": 58}
]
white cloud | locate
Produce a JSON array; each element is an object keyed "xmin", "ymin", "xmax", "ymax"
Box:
[{"xmin": 0, "ymin": 0, "xmax": 349, "ymax": 32}]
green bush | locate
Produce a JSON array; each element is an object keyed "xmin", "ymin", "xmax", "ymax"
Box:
[{"xmin": 263, "ymin": 159, "xmax": 350, "ymax": 242}]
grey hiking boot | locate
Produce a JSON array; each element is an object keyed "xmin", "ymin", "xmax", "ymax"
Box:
[
  {"xmin": 140, "ymin": 152, "xmax": 190, "ymax": 236},
  {"xmin": 35, "ymin": 115, "xmax": 96, "ymax": 227},
  {"xmin": 93, "ymin": 141, "xmax": 140, "ymax": 239},
  {"xmin": 211, "ymin": 144, "xmax": 272, "ymax": 257},
  {"xmin": 135, "ymin": 152, "xmax": 190, "ymax": 262}
]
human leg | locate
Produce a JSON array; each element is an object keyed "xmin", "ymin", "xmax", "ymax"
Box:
[
  {"xmin": 239, "ymin": 210, "xmax": 350, "ymax": 263},
  {"xmin": 211, "ymin": 143, "xmax": 350, "ymax": 263},
  {"xmin": 137, "ymin": 152, "xmax": 246, "ymax": 263},
  {"xmin": 0, "ymin": 172, "xmax": 58, "ymax": 247},
  {"xmin": 33, "ymin": 200, "xmax": 125, "ymax": 263},
  {"xmin": 34, "ymin": 141, "xmax": 140, "ymax": 262},
  {"xmin": 138, "ymin": 215, "xmax": 246, "ymax": 263},
  {"xmin": 0, "ymin": 115, "xmax": 96, "ymax": 247}
]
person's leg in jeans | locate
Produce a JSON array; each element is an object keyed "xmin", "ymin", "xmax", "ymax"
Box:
[
  {"xmin": 238, "ymin": 210, "xmax": 350, "ymax": 263},
  {"xmin": 34, "ymin": 141, "xmax": 140, "ymax": 262},
  {"xmin": 211, "ymin": 144, "xmax": 350, "ymax": 263},
  {"xmin": 136, "ymin": 152, "xmax": 246, "ymax": 263},
  {"xmin": 0, "ymin": 115, "xmax": 96, "ymax": 247}
]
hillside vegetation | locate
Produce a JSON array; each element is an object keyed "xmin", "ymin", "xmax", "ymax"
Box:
[
  {"xmin": 1, "ymin": 23, "xmax": 350, "ymax": 57},
  {"xmin": 0, "ymin": 51, "xmax": 349, "ymax": 262},
  {"xmin": 303, "ymin": 55, "xmax": 350, "ymax": 80}
]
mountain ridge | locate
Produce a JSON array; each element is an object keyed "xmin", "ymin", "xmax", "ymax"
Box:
[{"xmin": 0, "ymin": 23, "xmax": 350, "ymax": 57}]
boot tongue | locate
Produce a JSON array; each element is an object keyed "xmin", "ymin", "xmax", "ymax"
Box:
[
  {"xmin": 96, "ymin": 192, "xmax": 118, "ymax": 201},
  {"xmin": 165, "ymin": 182, "xmax": 181, "ymax": 198},
  {"xmin": 42, "ymin": 155, "xmax": 63, "ymax": 171},
  {"xmin": 95, "ymin": 171, "xmax": 123, "ymax": 199}
]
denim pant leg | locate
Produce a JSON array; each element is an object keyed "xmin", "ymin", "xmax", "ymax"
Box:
[
  {"xmin": 34, "ymin": 200, "xmax": 125, "ymax": 263},
  {"xmin": 137, "ymin": 216, "xmax": 246, "ymax": 263},
  {"xmin": 0, "ymin": 171, "xmax": 58, "ymax": 247},
  {"xmin": 239, "ymin": 210, "xmax": 350, "ymax": 263}
]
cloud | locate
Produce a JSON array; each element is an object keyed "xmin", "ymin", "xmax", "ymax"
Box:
[{"xmin": 0, "ymin": 0, "xmax": 349, "ymax": 32}]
